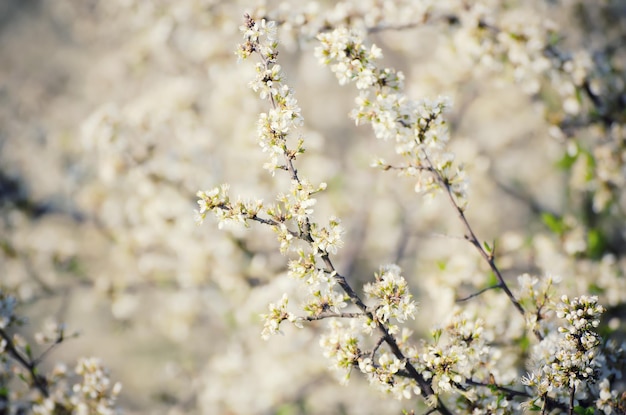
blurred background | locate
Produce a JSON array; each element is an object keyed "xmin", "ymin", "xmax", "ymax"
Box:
[{"xmin": 1, "ymin": 1, "xmax": 624, "ymax": 414}]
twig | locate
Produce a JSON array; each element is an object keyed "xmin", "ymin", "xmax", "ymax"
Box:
[
  {"xmin": 33, "ymin": 329, "xmax": 65, "ymax": 366},
  {"xmin": 465, "ymin": 378, "xmax": 529, "ymax": 399},
  {"xmin": 423, "ymin": 152, "xmax": 543, "ymax": 341},
  {"xmin": 456, "ymin": 284, "xmax": 502, "ymax": 302},
  {"xmin": 0, "ymin": 328, "xmax": 49, "ymax": 397},
  {"xmin": 302, "ymin": 312, "xmax": 365, "ymax": 321},
  {"xmin": 370, "ymin": 335, "xmax": 386, "ymax": 361}
]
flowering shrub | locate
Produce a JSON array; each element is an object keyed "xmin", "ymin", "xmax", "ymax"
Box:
[{"xmin": 1, "ymin": 1, "xmax": 625, "ymax": 414}]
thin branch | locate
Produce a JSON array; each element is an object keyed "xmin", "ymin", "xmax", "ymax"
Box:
[
  {"xmin": 248, "ymin": 213, "xmax": 283, "ymax": 228},
  {"xmin": 381, "ymin": 163, "xmax": 434, "ymax": 173},
  {"xmin": 301, "ymin": 312, "xmax": 365, "ymax": 321},
  {"xmin": 423, "ymin": 153, "xmax": 543, "ymax": 341},
  {"xmin": 367, "ymin": 12, "xmax": 463, "ymax": 34},
  {"xmin": 368, "ymin": 22, "xmax": 421, "ymax": 33},
  {"xmin": 370, "ymin": 336, "xmax": 386, "ymax": 361},
  {"xmin": 465, "ymin": 378, "xmax": 530, "ymax": 399},
  {"xmin": 0, "ymin": 328, "xmax": 49, "ymax": 397},
  {"xmin": 456, "ymin": 284, "xmax": 503, "ymax": 302},
  {"xmin": 33, "ymin": 330, "xmax": 65, "ymax": 366}
]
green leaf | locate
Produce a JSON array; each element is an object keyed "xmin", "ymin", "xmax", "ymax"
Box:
[
  {"xmin": 432, "ymin": 328, "xmax": 442, "ymax": 344},
  {"xmin": 587, "ymin": 228, "xmax": 606, "ymax": 259},
  {"xmin": 486, "ymin": 271, "xmax": 498, "ymax": 288},
  {"xmin": 556, "ymin": 150, "xmax": 578, "ymax": 170},
  {"xmin": 588, "ymin": 283, "xmax": 605, "ymax": 295},
  {"xmin": 483, "ymin": 241, "xmax": 492, "ymax": 253},
  {"xmin": 584, "ymin": 152, "xmax": 596, "ymax": 182},
  {"xmin": 0, "ymin": 239, "xmax": 17, "ymax": 257},
  {"xmin": 517, "ymin": 334, "xmax": 531, "ymax": 353},
  {"xmin": 573, "ymin": 405, "xmax": 594, "ymax": 415},
  {"xmin": 541, "ymin": 213, "xmax": 566, "ymax": 235},
  {"xmin": 548, "ymin": 32, "xmax": 561, "ymax": 46},
  {"xmin": 275, "ymin": 404, "xmax": 297, "ymax": 415}
]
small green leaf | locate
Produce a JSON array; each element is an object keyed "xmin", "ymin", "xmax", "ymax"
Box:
[
  {"xmin": 587, "ymin": 228, "xmax": 605, "ymax": 259},
  {"xmin": 541, "ymin": 213, "xmax": 566, "ymax": 235},
  {"xmin": 556, "ymin": 142, "xmax": 578, "ymax": 170},
  {"xmin": 486, "ymin": 271, "xmax": 498, "ymax": 288},
  {"xmin": 518, "ymin": 335, "xmax": 531, "ymax": 353},
  {"xmin": 573, "ymin": 405, "xmax": 594, "ymax": 415},
  {"xmin": 432, "ymin": 328, "xmax": 442, "ymax": 344},
  {"xmin": 588, "ymin": 283, "xmax": 604, "ymax": 295},
  {"xmin": 275, "ymin": 404, "xmax": 297, "ymax": 415},
  {"xmin": 483, "ymin": 241, "xmax": 492, "ymax": 253},
  {"xmin": 556, "ymin": 152, "xmax": 577, "ymax": 170}
]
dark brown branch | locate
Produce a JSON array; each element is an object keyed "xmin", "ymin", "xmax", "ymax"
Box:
[
  {"xmin": 370, "ymin": 336, "xmax": 386, "ymax": 361},
  {"xmin": 465, "ymin": 378, "xmax": 529, "ymax": 399},
  {"xmin": 456, "ymin": 284, "xmax": 503, "ymax": 302},
  {"xmin": 0, "ymin": 328, "xmax": 49, "ymax": 397},
  {"xmin": 423, "ymin": 153, "xmax": 543, "ymax": 341}
]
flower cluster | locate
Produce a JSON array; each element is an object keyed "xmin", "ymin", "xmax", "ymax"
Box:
[
  {"xmin": 522, "ymin": 295, "xmax": 604, "ymax": 403},
  {"xmin": 316, "ymin": 27, "xmax": 468, "ymax": 206},
  {"xmin": 419, "ymin": 312, "xmax": 492, "ymax": 394},
  {"xmin": 359, "ymin": 353, "xmax": 421, "ymax": 400},
  {"xmin": 33, "ymin": 358, "xmax": 122, "ymax": 415},
  {"xmin": 195, "ymin": 184, "xmax": 263, "ymax": 229},
  {"xmin": 72, "ymin": 357, "xmax": 122, "ymax": 413},
  {"xmin": 320, "ymin": 319, "xmax": 422, "ymax": 401},
  {"xmin": 516, "ymin": 273, "xmax": 559, "ymax": 335},
  {"xmin": 319, "ymin": 319, "xmax": 363, "ymax": 384},
  {"xmin": 237, "ymin": 16, "xmax": 278, "ymax": 60},
  {"xmin": 261, "ymin": 293, "xmax": 302, "ymax": 340},
  {"xmin": 364, "ymin": 264, "xmax": 417, "ymax": 328}
]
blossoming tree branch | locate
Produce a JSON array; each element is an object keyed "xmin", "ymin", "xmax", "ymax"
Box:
[{"xmin": 195, "ymin": 13, "xmax": 624, "ymax": 415}]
